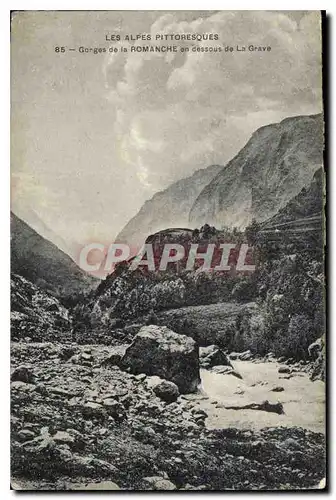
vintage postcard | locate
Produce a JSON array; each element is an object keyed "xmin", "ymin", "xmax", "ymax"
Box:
[{"xmin": 10, "ymin": 10, "xmax": 326, "ymax": 491}]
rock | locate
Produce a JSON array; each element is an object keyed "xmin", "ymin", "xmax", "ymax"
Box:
[
  {"xmin": 239, "ymin": 350, "xmax": 253, "ymax": 361},
  {"xmin": 200, "ymin": 345, "xmax": 232, "ymax": 368},
  {"xmin": 52, "ymin": 431, "xmax": 75, "ymax": 445},
  {"xmin": 81, "ymin": 402, "xmax": 106, "ymax": 419},
  {"xmin": 59, "ymin": 346, "xmax": 76, "ymax": 361},
  {"xmin": 102, "ymin": 388, "xmax": 129, "ymax": 399},
  {"xmin": 21, "ymin": 434, "xmax": 56, "ymax": 455},
  {"xmin": 229, "ymin": 350, "xmax": 252, "ymax": 361},
  {"xmin": 135, "ymin": 373, "xmax": 147, "ymax": 381},
  {"xmin": 211, "ymin": 364, "xmax": 243, "ymax": 379},
  {"xmin": 17, "ymin": 429, "xmax": 35, "ymax": 442},
  {"xmin": 230, "ymin": 370, "xmax": 243, "ymax": 380},
  {"xmin": 66, "ymin": 429, "xmax": 85, "ymax": 450},
  {"xmin": 10, "ymin": 478, "xmax": 37, "ymax": 490},
  {"xmin": 278, "ymin": 366, "xmax": 291, "ymax": 374},
  {"xmin": 153, "ymin": 380, "xmax": 180, "ymax": 403},
  {"xmin": 70, "ymin": 354, "xmax": 81, "ymax": 364},
  {"xmin": 70, "ymin": 481, "xmax": 121, "ymax": 490},
  {"xmin": 309, "ymin": 337, "xmax": 325, "ymax": 381},
  {"xmin": 212, "ymin": 365, "xmax": 234, "ymax": 374},
  {"xmin": 271, "ymin": 386, "xmax": 285, "ymax": 392},
  {"xmin": 50, "ymin": 387, "xmax": 77, "ymax": 398},
  {"xmin": 193, "ymin": 411, "xmax": 208, "ymax": 423},
  {"xmin": 82, "ymin": 377, "xmax": 92, "ymax": 384},
  {"xmin": 141, "ymin": 476, "xmax": 164, "ymax": 488},
  {"xmin": 145, "ymin": 375, "xmax": 164, "ymax": 390},
  {"xmin": 102, "ymin": 399, "xmax": 126, "ymax": 420},
  {"xmin": 153, "ymin": 479, "xmax": 177, "ymax": 491},
  {"xmin": 258, "ymin": 401, "xmax": 285, "ymax": 415},
  {"xmin": 308, "ymin": 337, "xmax": 323, "ymax": 360},
  {"xmin": 101, "ymin": 345, "xmax": 128, "ymax": 367},
  {"xmin": 199, "ymin": 345, "xmax": 216, "ymax": 358},
  {"xmin": 81, "ymin": 352, "xmax": 93, "ymax": 362},
  {"xmin": 142, "ymin": 476, "xmax": 176, "ymax": 490},
  {"xmin": 70, "ymin": 456, "xmax": 119, "ymax": 477},
  {"xmin": 11, "ymin": 381, "xmax": 36, "ymax": 393},
  {"xmin": 11, "ymin": 366, "xmax": 35, "ymax": 384},
  {"xmin": 121, "ymin": 325, "xmax": 200, "ymax": 393},
  {"xmin": 35, "ymin": 383, "xmax": 48, "ymax": 396},
  {"xmin": 310, "ymin": 353, "xmax": 325, "ymax": 381}
]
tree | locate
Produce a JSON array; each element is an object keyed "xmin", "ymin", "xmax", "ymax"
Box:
[{"xmin": 245, "ymin": 218, "xmax": 261, "ymax": 246}]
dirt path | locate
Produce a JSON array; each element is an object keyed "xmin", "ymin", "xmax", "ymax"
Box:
[{"xmin": 196, "ymin": 360, "xmax": 325, "ymax": 433}]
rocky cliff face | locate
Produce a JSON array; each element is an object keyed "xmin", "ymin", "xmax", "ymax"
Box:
[
  {"xmin": 115, "ymin": 165, "xmax": 222, "ymax": 249},
  {"xmin": 11, "ymin": 273, "xmax": 71, "ymax": 342},
  {"xmin": 189, "ymin": 114, "xmax": 323, "ymax": 229},
  {"xmin": 261, "ymin": 168, "xmax": 324, "ymax": 227},
  {"xmin": 11, "ymin": 212, "xmax": 98, "ymax": 297}
]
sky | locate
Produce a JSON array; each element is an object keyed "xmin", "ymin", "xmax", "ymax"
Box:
[{"xmin": 11, "ymin": 10, "xmax": 323, "ymax": 260}]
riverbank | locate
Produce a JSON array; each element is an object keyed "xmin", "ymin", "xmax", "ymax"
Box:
[{"xmin": 11, "ymin": 341, "xmax": 325, "ymax": 490}]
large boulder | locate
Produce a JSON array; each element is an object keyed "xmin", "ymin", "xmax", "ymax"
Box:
[
  {"xmin": 121, "ymin": 325, "xmax": 200, "ymax": 393},
  {"xmin": 199, "ymin": 345, "xmax": 233, "ymax": 368},
  {"xmin": 308, "ymin": 336, "xmax": 324, "ymax": 360}
]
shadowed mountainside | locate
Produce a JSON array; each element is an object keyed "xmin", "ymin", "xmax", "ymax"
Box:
[
  {"xmin": 261, "ymin": 167, "xmax": 324, "ymax": 228},
  {"xmin": 11, "ymin": 212, "xmax": 98, "ymax": 298}
]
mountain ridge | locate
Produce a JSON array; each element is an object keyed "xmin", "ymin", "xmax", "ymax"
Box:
[
  {"xmin": 115, "ymin": 164, "xmax": 222, "ymax": 249},
  {"xmin": 11, "ymin": 212, "xmax": 98, "ymax": 298},
  {"xmin": 189, "ymin": 113, "xmax": 323, "ymax": 228}
]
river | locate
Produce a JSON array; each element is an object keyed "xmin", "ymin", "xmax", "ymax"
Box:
[{"xmin": 192, "ymin": 360, "xmax": 325, "ymax": 433}]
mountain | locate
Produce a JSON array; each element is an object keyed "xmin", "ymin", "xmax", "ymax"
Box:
[
  {"xmin": 115, "ymin": 164, "xmax": 222, "ymax": 249},
  {"xmin": 261, "ymin": 168, "xmax": 324, "ymax": 227},
  {"xmin": 10, "ymin": 204, "xmax": 76, "ymax": 259},
  {"xmin": 189, "ymin": 114, "xmax": 324, "ymax": 229},
  {"xmin": 11, "ymin": 212, "xmax": 98, "ymax": 297}
]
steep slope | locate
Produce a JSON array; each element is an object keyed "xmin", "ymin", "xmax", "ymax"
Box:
[
  {"xmin": 11, "ymin": 273, "xmax": 71, "ymax": 341},
  {"xmin": 11, "ymin": 205, "xmax": 75, "ymax": 258},
  {"xmin": 189, "ymin": 114, "xmax": 324, "ymax": 229},
  {"xmin": 116, "ymin": 164, "xmax": 222, "ymax": 248},
  {"xmin": 11, "ymin": 212, "xmax": 98, "ymax": 297},
  {"xmin": 261, "ymin": 168, "xmax": 324, "ymax": 227}
]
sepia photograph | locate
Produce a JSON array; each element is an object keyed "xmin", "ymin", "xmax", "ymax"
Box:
[{"xmin": 10, "ymin": 9, "xmax": 326, "ymax": 491}]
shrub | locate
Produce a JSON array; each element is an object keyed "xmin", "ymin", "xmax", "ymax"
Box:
[{"xmin": 273, "ymin": 314, "xmax": 317, "ymax": 359}]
